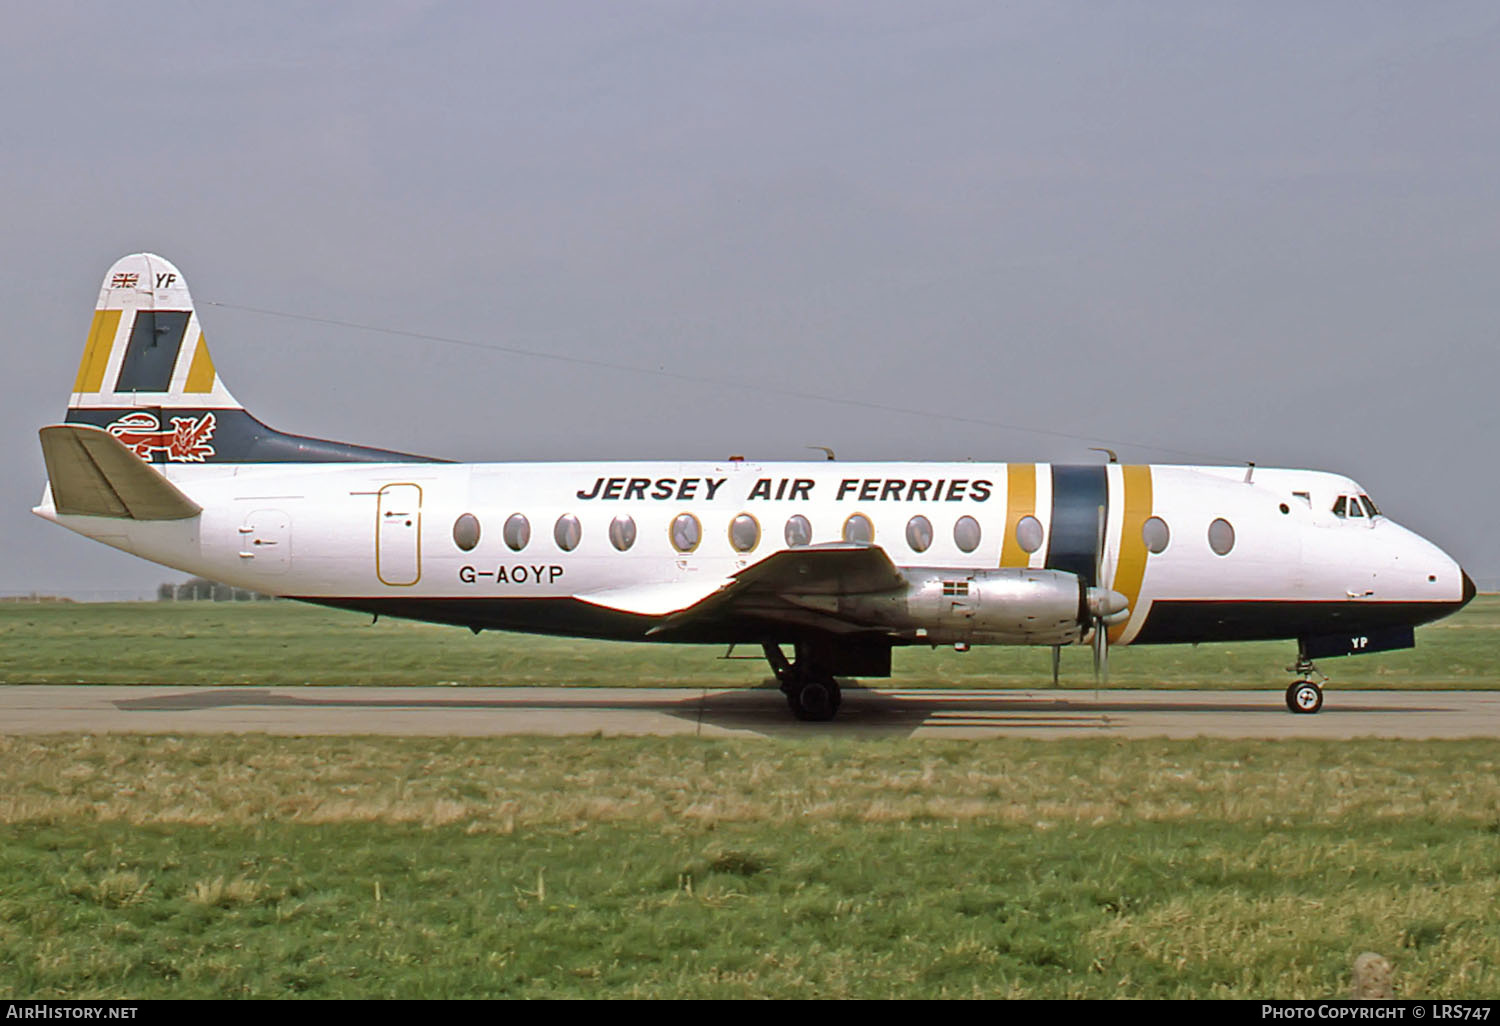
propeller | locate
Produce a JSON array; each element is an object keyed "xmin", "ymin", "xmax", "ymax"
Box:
[{"xmin": 1086, "ymin": 504, "xmax": 1130, "ymax": 689}]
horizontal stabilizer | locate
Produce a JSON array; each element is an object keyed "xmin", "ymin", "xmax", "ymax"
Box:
[{"xmin": 39, "ymin": 424, "xmax": 202, "ymax": 520}]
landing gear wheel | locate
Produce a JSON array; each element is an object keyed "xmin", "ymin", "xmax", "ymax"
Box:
[
  {"xmin": 1286, "ymin": 680, "xmax": 1323, "ymax": 714},
  {"xmin": 765, "ymin": 643, "xmax": 845, "ymax": 721},
  {"xmin": 786, "ymin": 675, "xmax": 842, "ymax": 722}
]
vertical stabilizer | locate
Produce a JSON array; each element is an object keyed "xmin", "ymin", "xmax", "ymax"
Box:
[
  {"xmin": 71, "ymin": 253, "xmax": 239, "ymax": 415},
  {"xmin": 60, "ymin": 254, "xmax": 441, "ymax": 465}
]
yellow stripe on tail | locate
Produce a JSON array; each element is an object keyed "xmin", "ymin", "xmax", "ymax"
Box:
[{"xmin": 72, "ymin": 310, "xmax": 122, "ymax": 395}]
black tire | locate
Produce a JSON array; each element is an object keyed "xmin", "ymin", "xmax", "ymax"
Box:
[
  {"xmin": 790, "ymin": 678, "xmax": 839, "ymax": 721},
  {"xmin": 1286, "ymin": 680, "xmax": 1323, "ymax": 714}
]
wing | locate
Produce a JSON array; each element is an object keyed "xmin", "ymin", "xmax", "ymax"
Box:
[
  {"xmin": 640, "ymin": 543, "xmax": 907, "ymax": 637},
  {"xmin": 721, "ymin": 541, "xmax": 905, "ymax": 594}
]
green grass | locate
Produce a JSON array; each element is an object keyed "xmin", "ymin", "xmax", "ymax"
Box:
[
  {"xmin": 2, "ymin": 734, "xmax": 1498, "ymax": 998},
  {"xmin": 1, "ymin": 595, "xmax": 1496, "ymax": 688},
  {"xmin": 3, "ymin": 602, "xmax": 1497, "ymax": 997}
]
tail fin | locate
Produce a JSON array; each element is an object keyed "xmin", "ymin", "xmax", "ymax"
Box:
[
  {"xmin": 61, "ymin": 254, "xmax": 441, "ymax": 465},
  {"xmin": 70, "ymin": 253, "xmax": 237, "ymax": 407}
]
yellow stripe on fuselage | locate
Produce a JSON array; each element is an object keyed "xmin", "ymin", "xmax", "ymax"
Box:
[
  {"xmin": 1109, "ymin": 464, "xmax": 1152, "ymax": 642},
  {"xmin": 72, "ymin": 310, "xmax": 121, "ymax": 394},
  {"xmin": 999, "ymin": 463, "xmax": 1036, "ymax": 568}
]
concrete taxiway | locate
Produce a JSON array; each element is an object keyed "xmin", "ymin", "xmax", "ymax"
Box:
[{"xmin": 2, "ymin": 685, "xmax": 1498, "ymax": 739}]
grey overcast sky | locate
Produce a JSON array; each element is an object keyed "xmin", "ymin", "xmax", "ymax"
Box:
[{"xmin": 4, "ymin": 2, "xmax": 1499, "ymax": 596}]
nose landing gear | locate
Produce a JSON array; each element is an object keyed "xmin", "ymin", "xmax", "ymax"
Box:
[
  {"xmin": 1284, "ymin": 646, "xmax": 1326, "ymax": 714},
  {"xmin": 1286, "ymin": 679, "xmax": 1324, "ymax": 714}
]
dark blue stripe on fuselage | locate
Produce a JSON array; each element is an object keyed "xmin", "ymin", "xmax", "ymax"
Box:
[
  {"xmin": 64, "ymin": 407, "xmax": 447, "ymax": 464},
  {"xmin": 1046, "ymin": 464, "xmax": 1108, "ymax": 588},
  {"xmin": 1133, "ymin": 600, "xmax": 1461, "ymax": 646}
]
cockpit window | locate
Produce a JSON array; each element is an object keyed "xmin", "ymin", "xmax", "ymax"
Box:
[{"xmin": 1333, "ymin": 494, "xmax": 1379, "ymax": 521}]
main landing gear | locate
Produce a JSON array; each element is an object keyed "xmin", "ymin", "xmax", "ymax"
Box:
[
  {"xmin": 763, "ymin": 643, "xmax": 842, "ymax": 721},
  {"xmin": 1285, "ymin": 647, "xmax": 1326, "ymax": 714}
]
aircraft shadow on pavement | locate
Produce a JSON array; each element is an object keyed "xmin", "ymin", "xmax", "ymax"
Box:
[
  {"xmin": 109, "ymin": 684, "xmax": 1450, "ymax": 739},
  {"xmin": 683, "ymin": 682, "xmax": 1451, "ymax": 737}
]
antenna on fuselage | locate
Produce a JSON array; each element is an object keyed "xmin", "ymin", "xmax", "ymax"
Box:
[
  {"xmin": 807, "ymin": 446, "xmax": 837, "ymax": 461},
  {"xmin": 1244, "ymin": 462, "xmax": 1256, "ymax": 484},
  {"xmin": 1089, "ymin": 447, "xmax": 1119, "ymax": 464}
]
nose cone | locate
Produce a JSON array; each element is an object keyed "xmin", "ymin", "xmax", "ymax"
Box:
[{"xmin": 1462, "ymin": 569, "xmax": 1477, "ymax": 608}]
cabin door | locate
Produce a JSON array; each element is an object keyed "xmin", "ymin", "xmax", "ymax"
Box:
[{"xmin": 376, "ymin": 483, "xmax": 422, "ymax": 586}]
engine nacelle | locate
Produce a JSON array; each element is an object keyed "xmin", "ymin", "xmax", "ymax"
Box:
[{"xmin": 803, "ymin": 567, "xmax": 1117, "ymax": 646}]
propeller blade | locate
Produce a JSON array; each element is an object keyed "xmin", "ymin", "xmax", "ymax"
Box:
[{"xmin": 1092, "ymin": 504, "xmax": 1109, "ymax": 689}]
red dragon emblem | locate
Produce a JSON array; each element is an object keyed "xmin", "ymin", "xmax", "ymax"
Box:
[{"xmin": 106, "ymin": 411, "xmax": 217, "ymax": 462}]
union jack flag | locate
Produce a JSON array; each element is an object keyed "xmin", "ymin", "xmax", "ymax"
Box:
[{"xmin": 110, "ymin": 273, "xmax": 139, "ymax": 288}]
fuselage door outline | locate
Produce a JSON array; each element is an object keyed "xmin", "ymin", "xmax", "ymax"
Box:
[{"xmin": 376, "ymin": 483, "xmax": 422, "ymax": 586}]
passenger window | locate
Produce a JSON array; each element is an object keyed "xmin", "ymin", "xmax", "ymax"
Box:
[
  {"xmin": 1015, "ymin": 515, "xmax": 1044, "ymax": 554},
  {"xmin": 452, "ymin": 513, "xmax": 481, "ymax": 552},
  {"xmin": 784, "ymin": 515, "xmax": 812, "ymax": 548},
  {"xmin": 671, "ymin": 513, "xmax": 701, "ymax": 553},
  {"xmin": 608, "ymin": 515, "xmax": 636, "ymax": 551},
  {"xmin": 554, "ymin": 514, "xmax": 582, "ymax": 552},
  {"xmin": 729, "ymin": 513, "xmax": 760, "ymax": 553},
  {"xmin": 953, "ymin": 516, "xmax": 981, "ymax": 553},
  {"xmin": 843, "ymin": 514, "xmax": 874, "ymax": 544},
  {"xmin": 1208, "ymin": 518, "xmax": 1235, "ymax": 556},
  {"xmin": 1142, "ymin": 516, "xmax": 1169, "ymax": 554},
  {"xmin": 905, "ymin": 516, "xmax": 933, "ymax": 553},
  {"xmin": 503, "ymin": 513, "xmax": 531, "ymax": 551}
]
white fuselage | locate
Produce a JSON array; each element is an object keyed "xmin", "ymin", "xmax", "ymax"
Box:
[{"xmin": 36, "ymin": 458, "xmax": 1468, "ymax": 648}]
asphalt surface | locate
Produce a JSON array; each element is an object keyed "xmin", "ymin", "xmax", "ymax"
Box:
[{"xmin": 2, "ymin": 685, "xmax": 1498, "ymax": 739}]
